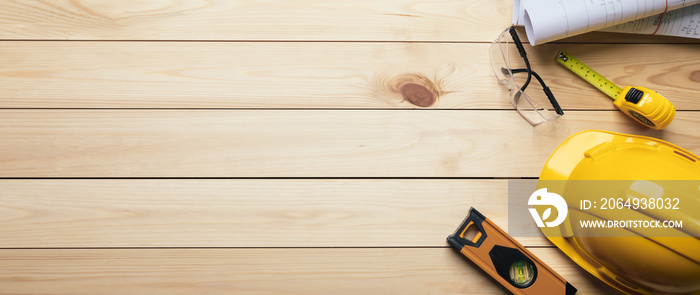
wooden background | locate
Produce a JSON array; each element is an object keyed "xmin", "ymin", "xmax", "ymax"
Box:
[{"xmin": 1, "ymin": 0, "xmax": 699, "ymax": 294}]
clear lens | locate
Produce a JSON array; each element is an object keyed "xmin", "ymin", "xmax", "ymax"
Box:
[
  {"xmin": 489, "ymin": 29, "xmax": 515, "ymax": 87},
  {"xmin": 490, "ymin": 28, "xmax": 561, "ymax": 125},
  {"xmin": 512, "ymin": 89, "xmax": 560, "ymax": 125}
]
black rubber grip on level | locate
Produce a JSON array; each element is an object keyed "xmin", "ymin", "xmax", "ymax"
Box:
[{"xmin": 447, "ymin": 207, "xmax": 488, "ymax": 249}]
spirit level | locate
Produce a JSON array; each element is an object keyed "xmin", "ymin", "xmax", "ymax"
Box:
[
  {"xmin": 556, "ymin": 51, "xmax": 675, "ymax": 130},
  {"xmin": 447, "ymin": 208, "xmax": 577, "ymax": 295}
]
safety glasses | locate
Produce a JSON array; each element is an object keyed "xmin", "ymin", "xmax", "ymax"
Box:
[{"xmin": 490, "ymin": 27, "xmax": 563, "ymax": 125}]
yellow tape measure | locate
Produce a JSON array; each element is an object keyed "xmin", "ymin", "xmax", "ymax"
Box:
[{"xmin": 556, "ymin": 51, "xmax": 675, "ymax": 130}]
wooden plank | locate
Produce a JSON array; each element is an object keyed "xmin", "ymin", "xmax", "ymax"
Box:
[
  {"xmin": 0, "ymin": 110, "xmax": 698, "ymax": 178},
  {"xmin": 0, "ymin": 248, "xmax": 624, "ymax": 295},
  {"xmin": 0, "ymin": 179, "xmax": 558, "ymax": 248},
  {"xmin": 546, "ymin": 44, "xmax": 700, "ymax": 111},
  {"xmin": 530, "ymin": 30, "xmax": 700, "ymax": 44},
  {"xmin": 1, "ymin": 42, "xmax": 699, "ymax": 109},
  {"xmin": 1, "ymin": 0, "xmax": 698, "ymax": 45},
  {"xmin": 0, "ymin": 0, "xmax": 509, "ymax": 42}
]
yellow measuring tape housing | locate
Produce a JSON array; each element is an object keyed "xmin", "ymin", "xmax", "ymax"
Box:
[{"xmin": 556, "ymin": 51, "xmax": 675, "ymax": 130}]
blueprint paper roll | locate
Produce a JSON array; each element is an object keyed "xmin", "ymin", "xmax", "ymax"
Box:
[
  {"xmin": 602, "ymin": 5, "xmax": 700, "ymax": 39},
  {"xmin": 512, "ymin": 0, "xmax": 525, "ymax": 25},
  {"xmin": 519, "ymin": 0, "xmax": 698, "ymax": 45}
]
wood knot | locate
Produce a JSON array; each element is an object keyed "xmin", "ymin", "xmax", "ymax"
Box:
[
  {"xmin": 690, "ymin": 70, "xmax": 700, "ymax": 83},
  {"xmin": 388, "ymin": 74, "xmax": 439, "ymax": 107}
]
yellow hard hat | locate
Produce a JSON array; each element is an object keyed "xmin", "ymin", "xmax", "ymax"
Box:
[{"xmin": 537, "ymin": 130, "xmax": 700, "ymax": 295}]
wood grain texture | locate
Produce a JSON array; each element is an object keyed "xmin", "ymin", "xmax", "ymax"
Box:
[
  {"xmin": 2, "ymin": 1, "xmax": 697, "ymax": 294},
  {"xmin": 1, "ymin": 0, "xmax": 698, "ymax": 44},
  {"xmin": 0, "ymin": 248, "xmax": 624, "ymax": 295},
  {"xmin": 0, "ymin": 0, "xmax": 509, "ymax": 42},
  {"xmin": 1, "ymin": 110, "xmax": 699, "ymax": 178},
  {"xmin": 0, "ymin": 179, "xmax": 557, "ymax": 248},
  {"xmin": 2, "ymin": 42, "xmax": 700, "ymax": 109}
]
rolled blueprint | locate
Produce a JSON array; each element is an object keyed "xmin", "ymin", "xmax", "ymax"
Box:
[{"xmin": 513, "ymin": 0, "xmax": 700, "ymax": 45}]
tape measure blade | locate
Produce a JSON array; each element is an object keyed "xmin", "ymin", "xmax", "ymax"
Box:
[{"xmin": 556, "ymin": 51, "xmax": 621, "ymax": 100}]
